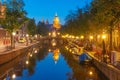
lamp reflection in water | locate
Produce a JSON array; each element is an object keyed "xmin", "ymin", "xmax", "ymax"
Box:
[
  {"xmin": 12, "ymin": 73, "xmax": 16, "ymax": 79},
  {"xmin": 52, "ymin": 48, "xmax": 60, "ymax": 64},
  {"xmin": 51, "ymin": 39, "xmax": 57, "ymax": 47}
]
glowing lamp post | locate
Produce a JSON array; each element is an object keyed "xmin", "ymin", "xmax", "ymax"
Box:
[
  {"xmin": 90, "ymin": 36, "xmax": 93, "ymax": 40},
  {"xmin": 57, "ymin": 32, "xmax": 60, "ymax": 35},
  {"xmin": 80, "ymin": 35, "xmax": 84, "ymax": 39},
  {"xmin": 26, "ymin": 60, "xmax": 29, "ymax": 64},
  {"xmin": 102, "ymin": 34, "xmax": 106, "ymax": 62},
  {"xmin": 48, "ymin": 32, "xmax": 51, "ymax": 36},
  {"xmin": 89, "ymin": 35, "xmax": 93, "ymax": 43}
]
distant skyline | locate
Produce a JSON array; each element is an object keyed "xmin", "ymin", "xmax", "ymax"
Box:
[{"xmin": 24, "ymin": 0, "xmax": 92, "ymax": 24}]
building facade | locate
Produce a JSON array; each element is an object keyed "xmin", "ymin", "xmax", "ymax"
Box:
[{"xmin": 0, "ymin": 28, "xmax": 11, "ymax": 48}]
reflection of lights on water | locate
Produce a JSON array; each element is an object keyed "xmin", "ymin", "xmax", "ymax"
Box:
[
  {"xmin": 12, "ymin": 74, "xmax": 16, "ymax": 79},
  {"xmin": 55, "ymin": 61, "xmax": 57, "ymax": 64},
  {"xmin": 48, "ymin": 49, "xmax": 51, "ymax": 52},
  {"xmin": 52, "ymin": 42, "xmax": 56, "ymax": 46},
  {"xmin": 52, "ymin": 31, "xmax": 56, "ymax": 37},
  {"xmin": 30, "ymin": 54, "xmax": 32, "ymax": 57},
  {"xmin": 65, "ymin": 46, "xmax": 69, "ymax": 50},
  {"xmin": 26, "ymin": 61, "xmax": 29, "ymax": 64},
  {"xmin": 89, "ymin": 71, "xmax": 93, "ymax": 75},
  {"xmin": 34, "ymin": 50, "xmax": 37, "ymax": 53}
]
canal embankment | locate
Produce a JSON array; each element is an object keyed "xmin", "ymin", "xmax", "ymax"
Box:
[
  {"xmin": 67, "ymin": 41, "xmax": 120, "ymax": 80},
  {"xmin": 87, "ymin": 52, "xmax": 120, "ymax": 80},
  {"xmin": 0, "ymin": 42, "xmax": 40, "ymax": 65}
]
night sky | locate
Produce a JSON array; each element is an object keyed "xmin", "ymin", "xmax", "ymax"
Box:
[{"xmin": 24, "ymin": 0, "xmax": 92, "ymax": 24}]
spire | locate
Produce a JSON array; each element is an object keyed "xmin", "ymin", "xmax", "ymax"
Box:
[
  {"xmin": 46, "ymin": 19, "xmax": 49, "ymax": 24},
  {"xmin": 41, "ymin": 18, "xmax": 44, "ymax": 23},
  {"xmin": 53, "ymin": 13, "xmax": 61, "ymax": 29}
]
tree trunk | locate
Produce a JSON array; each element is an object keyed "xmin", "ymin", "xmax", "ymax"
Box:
[
  {"xmin": 102, "ymin": 40, "xmax": 106, "ymax": 62},
  {"xmin": 10, "ymin": 32, "xmax": 13, "ymax": 49},
  {"xmin": 109, "ymin": 26, "xmax": 112, "ymax": 51},
  {"xmin": 109, "ymin": 26, "xmax": 113, "ymax": 63}
]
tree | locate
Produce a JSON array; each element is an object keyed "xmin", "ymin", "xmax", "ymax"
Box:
[
  {"xmin": 91, "ymin": 0, "xmax": 120, "ymax": 50},
  {"xmin": 27, "ymin": 19, "xmax": 37, "ymax": 36},
  {"xmin": 63, "ymin": 6, "xmax": 94, "ymax": 36},
  {"xmin": 37, "ymin": 21, "xmax": 49, "ymax": 36},
  {"xmin": 0, "ymin": 0, "xmax": 26, "ymax": 48}
]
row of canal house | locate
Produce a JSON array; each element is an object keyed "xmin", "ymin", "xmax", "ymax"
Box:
[
  {"xmin": 0, "ymin": 0, "xmax": 29, "ymax": 49},
  {"xmin": 0, "ymin": 22, "xmax": 29, "ymax": 49},
  {"xmin": 0, "ymin": 0, "xmax": 9, "ymax": 48},
  {"xmin": 0, "ymin": 27, "xmax": 10, "ymax": 48}
]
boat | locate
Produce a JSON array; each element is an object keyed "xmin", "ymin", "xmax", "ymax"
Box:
[{"xmin": 79, "ymin": 52, "xmax": 93, "ymax": 64}]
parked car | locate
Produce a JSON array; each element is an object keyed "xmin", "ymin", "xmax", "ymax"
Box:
[{"xmin": 19, "ymin": 38, "xmax": 26, "ymax": 43}]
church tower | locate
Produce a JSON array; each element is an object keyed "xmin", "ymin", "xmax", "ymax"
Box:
[
  {"xmin": 46, "ymin": 19, "xmax": 49, "ymax": 25},
  {"xmin": 53, "ymin": 13, "xmax": 61, "ymax": 30},
  {"xmin": 41, "ymin": 18, "xmax": 45, "ymax": 24}
]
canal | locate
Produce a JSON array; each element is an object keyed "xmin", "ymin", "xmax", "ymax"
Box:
[{"xmin": 0, "ymin": 43, "xmax": 108, "ymax": 80}]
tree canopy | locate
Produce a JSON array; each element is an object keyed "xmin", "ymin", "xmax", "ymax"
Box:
[
  {"xmin": 37, "ymin": 21, "xmax": 49, "ymax": 36},
  {"xmin": 27, "ymin": 19, "xmax": 37, "ymax": 36},
  {"xmin": 1, "ymin": 0, "xmax": 26, "ymax": 33}
]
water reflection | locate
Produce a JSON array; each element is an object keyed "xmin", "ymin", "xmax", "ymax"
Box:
[
  {"xmin": 49, "ymin": 48, "xmax": 60, "ymax": 64},
  {"xmin": 61, "ymin": 47, "xmax": 108, "ymax": 80},
  {"xmin": 1, "ymin": 44, "xmax": 108, "ymax": 80}
]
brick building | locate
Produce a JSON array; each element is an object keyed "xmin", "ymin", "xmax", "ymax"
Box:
[{"xmin": 0, "ymin": 28, "xmax": 11, "ymax": 48}]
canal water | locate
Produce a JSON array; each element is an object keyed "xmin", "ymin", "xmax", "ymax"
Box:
[{"xmin": 1, "ymin": 44, "xmax": 108, "ymax": 80}]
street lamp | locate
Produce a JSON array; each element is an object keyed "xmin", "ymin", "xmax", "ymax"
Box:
[
  {"xmin": 26, "ymin": 60, "xmax": 29, "ymax": 64},
  {"xmin": 48, "ymin": 32, "xmax": 51, "ymax": 36},
  {"xmin": 90, "ymin": 36, "xmax": 93, "ymax": 40},
  {"xmin": 76, "ymin": 36, "xmax": 79, "ymax": 39},
  {"xmin": 57, "ymin": 32, "xmax": 60, "ymax": 35},
  {"xmin": 80, "ymin": 35, "xmax": 84, "ymax": 39},
  {"xmin": 102, "ymin": 34, "xmax": 106, "ymax": 62},
  {"xmin": 89, "ymin": 36, "xmax": 93, "ymax": 51}
]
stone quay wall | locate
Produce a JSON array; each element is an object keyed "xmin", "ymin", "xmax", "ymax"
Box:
[
  {"xmin": 0, "ymin": 42, "xmax": 39, "ymax": 65},
  {"xmin": 88, "ymin": 52, "xmax": 120, "ymax": 80}
]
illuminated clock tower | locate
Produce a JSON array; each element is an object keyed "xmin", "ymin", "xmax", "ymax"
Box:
[{"xmin": 53, "ymin": 13, "xmax": 61, "ymax": 30}]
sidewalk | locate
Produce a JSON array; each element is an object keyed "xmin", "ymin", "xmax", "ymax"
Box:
[{"xmin": 0, "ymin": 42, "xmax": 29, "ymax": 55}]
